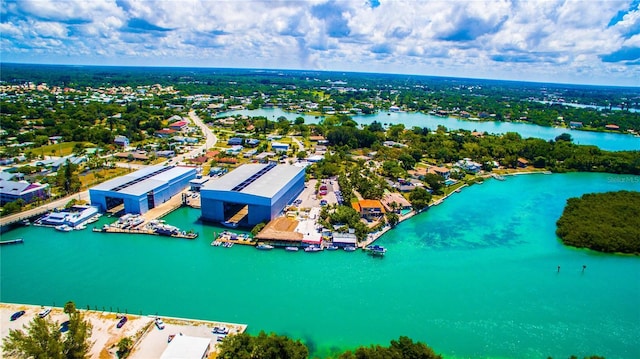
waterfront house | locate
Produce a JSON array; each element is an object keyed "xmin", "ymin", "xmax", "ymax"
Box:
[
  {"xmin": 456, "ymin": 158, "xmax": 482, "ymax": 173},
  {"xmin": 605, "ymin": 124, "xmax": 620, "ymax": 130},
  {"xmin": 570, "ymin": 121, "xmax": 583, "ymax": 129},
  {"xmin": 427, "ymin": 166, "xmax": 451, "ymax": 179},
  {"xmin": 381, "ymin": 193, "xmax": 412, "ymax": 213},
  {"xmin": 332, "ymin": 232, "xmax": 358, "ymax": 248},
  {"xmin": 352, "ymin": 199, "xmax": 386, "ymax": 221},
  {"xmin": 517, "ymin": 158, "xmax": 529, "ymax": 168},
  {"xmin": 114, "ymin": 135, "xmax": 129, "ymax": 147}
]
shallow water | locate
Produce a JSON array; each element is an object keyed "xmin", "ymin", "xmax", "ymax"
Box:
[{"xmin": 1, "ymin": 172, "xmax": 639, "ymax": 358}]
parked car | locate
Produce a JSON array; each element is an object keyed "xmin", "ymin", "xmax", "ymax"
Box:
[
  {"xmin": 38, "ymin": 308, "xmax": 51, "ymax": 318},
  {"xmin": 60, "ymin": 320, "xmax": 70, "ymax": 333},
  {"xmin": 155, "ymin": 318, "xmax": 165, "ymax": 329},
  {"xmin": 10, "ymin": 310, "xmax": 25, "ymax": 321},
  {"xmin": 116, "ymin": 316, "xmax": 128, "ymax": 328}
]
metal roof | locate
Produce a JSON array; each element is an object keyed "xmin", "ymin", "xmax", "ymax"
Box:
[
  {"xmin": 202, "ymin": 164, "xmax": 304, "ymax": 199},
  {"xmin": 91, "ymin": 165, "xmax": 195, "ymax": 196}
]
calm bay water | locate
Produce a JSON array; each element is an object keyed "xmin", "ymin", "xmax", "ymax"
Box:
[
  {"xmin": 220, "ymin": 108, "xmax": 640, "ymax": 151},
  {"xmin": 2, "ymin": 173, "xmax": 640, "ymax": 358}
]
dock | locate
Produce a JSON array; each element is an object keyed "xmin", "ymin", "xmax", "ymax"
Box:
[
  {"xmin": 224, "ymin": 205, "xmax": 248, "ymax": 226},
  {"xmin": 0, "ymin": 238, "xmax": 24, "ymax": 245},
  {"xmin": 94, "ymin": 224, "xmax": 198, "ymax": 239},
  {"xmin": 211, "ymin": 231, "xmax": 255, "ymax": 246}
]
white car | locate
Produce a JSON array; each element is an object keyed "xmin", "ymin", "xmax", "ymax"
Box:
[
  {"xmin": 38, "ymin": 307, "xmax": 51, "ymax": 318},
  {"xmin": 155, "ymin": 318, "xmax": 165, "ymax": 329}
]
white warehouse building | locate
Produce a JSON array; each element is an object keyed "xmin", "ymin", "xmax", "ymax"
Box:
[
  {"xmin": 89, "ymin": 165, "xmax": 197, "ymax": 214},
  {"xmin": 200, "ymin": 163, "xmax": 305, "ymax": 227}
]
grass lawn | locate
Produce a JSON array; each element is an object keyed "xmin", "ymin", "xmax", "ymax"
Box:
[{"xmin": 26, "ymin": 142, "xmax": 87, "ymax": 157}]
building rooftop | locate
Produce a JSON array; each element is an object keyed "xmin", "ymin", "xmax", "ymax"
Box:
[
  {"xmin": 159, "ymin": 335, "xmax": 211, "ymax": 359},
  {"xmin": 202, "ymin": 164, "xmax": 304, "ymax": 199},
  {"xmin": 91, "ymin": 165, "xmax": 195, "ymax": 196}
]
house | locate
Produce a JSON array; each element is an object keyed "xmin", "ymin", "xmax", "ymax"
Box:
[
  {"xmin": 245, "ymin": 138, "xmax": 260, "ymax": 147},
  {"xmin": 114, "ymin": 152, "xmax": 148, "ymax": 161},
  {"xmin": 114, "ymin": 135, "xmax": 129, "ymax": 147},
  {"xmin": 155, "ymin": 129, "xmax": 177, "ymax": 138},
  {"xmin": 226, "ymin": 145, "xmax": 243, "ymax": 155},
  {"xmin": 456, "ymin": 158, "xmax": 482, "ymax": 173},
  {"xmin": 169, "ymin": 120, "xmax": 188, "ymax": 131},
  {"xmin": 351, "ymin": 199, "xmax": 386, "ymax": 221},
  {"xmin": 227, "ymin": 137, "xmax": 244, "ymax": 146},
  {"xmin": 271, "ymin": 142, "xmax": 290, "ymax": 152},
  {"xmin": 605, "ymin": 124, "xmax": 620, "ymax": 130},
  {"xmin": 156, "ymin": 150, "xmax": 175, "ymax": 158},
  {"xmin": 570, "ymin": 121, "xmax": 583, "ymax": 129},
  {"xmin": 332, "ymin": 232, "xmax": 358, "ymax": 248},
  {"xmin": 381, "ymin": 192, "xmax": 412, "ymax": 213},
  {"xmin": 0, "ymin": 179, "xmax": 50, "ymax": 205},
  {"xmin": 427, "ymin": 166, "xmax": 451, "ymax": 179},
  {"xmin": 517, "ymin": 158, "xmax": 529, "ymax": 168},
  {"xmin": 209, "ymin": 167, "xmax": 226, "ymax": 176}
]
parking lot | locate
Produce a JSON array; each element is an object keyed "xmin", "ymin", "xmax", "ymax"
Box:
[{"xmin": 294, "ymin": 178, "xmax": 343, "ymax": 209}]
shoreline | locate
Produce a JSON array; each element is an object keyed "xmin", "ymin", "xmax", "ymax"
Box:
[{"xmin": 1, "ymin": 302, "xmax": 247, "ymax": 359}]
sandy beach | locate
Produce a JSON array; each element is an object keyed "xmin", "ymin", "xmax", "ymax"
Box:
[{"xmin": 1, "ymin": 302, "xmax": 246, "ymax": 358}]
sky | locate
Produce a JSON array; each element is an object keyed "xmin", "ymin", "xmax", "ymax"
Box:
[{"xmin": 1, "ymin": 0, "xmax": 639, "ymax": 87}]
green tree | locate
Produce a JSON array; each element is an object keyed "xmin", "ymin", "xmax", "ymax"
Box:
[
  {"xmin": 117, "ymin": 337, "xmax": 133, "ymax": 358},
  {"xmin": 409, "ymin": 187, "xmax": 432, "ymax": 212},
  {"xmin": 339, "ymin": 336, "xmax": 441, "ymax": 359},
  {"xmin": 217, "ymin": 331, "xmax": 308, "ymax": 359},
  {"xmin": 55, "ymin": 160, "xmax": 81, "ymax": 194}
]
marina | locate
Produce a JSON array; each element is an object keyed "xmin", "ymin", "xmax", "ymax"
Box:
[{"xmin": 1, "ymin": 173, "xmax": 639, "ymax": 359}]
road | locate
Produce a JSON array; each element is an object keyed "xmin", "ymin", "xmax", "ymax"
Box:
[
  {"xmin": 1, "ymin": 110, "xmax": 217, "ymax": 228},
  {"xmin": 0, "ymin": 190, "xmax": 90, "ymax": 227}
]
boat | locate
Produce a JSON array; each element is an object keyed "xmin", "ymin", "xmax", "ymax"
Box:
[
  {"xmin": 285, "ymin": 246, "xmax": 299, "ymax": 252},
  {"xmin": 0, "ymin": 238, "xmax": 24, "ymax": 245},
  {"xmin": 365, "ymin": 245, "xmax": 387, "ymax": 255},
  {"xmin": 75, "ymin": 224, "xmax": 87, "ymax": 230},
  {"xmin": 256, "ymin": 244, "xmax": 274, "ymax": 250},
  {"xmin": 86, "ymin": 214, "xmax": 101, "ymax": 224},
  {"xmin": 343, "ymin": 246, "xmax": 357, "ymax": 252},
  {"xmin": 304, "ymin": 245, "xmax": 322, "ymax": 252},
  {"xmin": 55, "ymin": 224, "xmax": 73, "ymax": 232},
  {"xmin": 326, "ymin": 245, "xmax": 339, "ymax": 250},
  {"xmin": 222, "ymin": 221, "xmax": 239, "ymax": 228},
  {"xmin": 22, "ymin": 219, "xmax": 30, "ymax": 226}
]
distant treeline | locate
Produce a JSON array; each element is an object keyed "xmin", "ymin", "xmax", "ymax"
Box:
[{"xmin": 556, "ymin": 191, "xmax": 640, "ymax": 254}]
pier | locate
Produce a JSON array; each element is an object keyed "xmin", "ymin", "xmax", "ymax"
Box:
[
  {"xmin": 0, "ymin": 238, "xmax": 24, "ymax": 245},
  {"xmin": 211, "ymin": 231, "xmax": 255, "ymax": 246}
]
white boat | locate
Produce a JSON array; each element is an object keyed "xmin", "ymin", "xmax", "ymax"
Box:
[
  {"xmin": 285, "ymin": 246, "xmax": 299, "ymax": 252},
  {"xmin": 75, "ymin": 224, "xmax": 87, "ymax": 230},
  {"xmin": 343, "ymin": 246, "xmax": 357, "ymax": 252},
  {"xmin": 326, "ymin": 245, "xmax": 339, "ymax": 251},
  {"xmin": 304, "ymin": 245, "xmax": 322, "ymax": 252},
  {"xmin": 86, "ymin": 214, "xmax": 101, "ymax": 224},
  {"xmin": 222, "ymin": 221, "xmax": 239, "ymax": 228},
  {"xmin": 256, "ymin": 244, "xmax": 274, "ymax": 250},
  {"xmin": 55, "ymin": 224, "xmax": 73, "ymax": 232}
]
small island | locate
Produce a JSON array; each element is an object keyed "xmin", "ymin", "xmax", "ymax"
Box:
[{"xmin": 556, "ymin": 191, "xmax": 640, "ymax": 254}]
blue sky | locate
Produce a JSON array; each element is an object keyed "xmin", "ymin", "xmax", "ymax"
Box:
[{"xmin": 1, "ymin": 0, "xmax": 639, "ymax": 86}]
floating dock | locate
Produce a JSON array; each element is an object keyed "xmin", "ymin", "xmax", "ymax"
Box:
[{"xmin": 0, "ymin": 238, "xmax": 24, "ymax": 245}]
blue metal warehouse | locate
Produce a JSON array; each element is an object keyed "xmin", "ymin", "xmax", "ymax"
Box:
[
  {"xmin": 200, "ymin": 163, "xmax": 305, "ymax": 226},
  {"xmin": 89, "ymin": 165, "xmax": 197, "ymax": 214}
]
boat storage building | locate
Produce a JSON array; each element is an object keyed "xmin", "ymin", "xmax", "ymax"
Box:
[
  {"xmin": 89, "ymin": 165, "xmax": 197, "ymax": 214},
  {"xmin": 200, "ymin": 163, "xmax": 305, "ymax": 226}
]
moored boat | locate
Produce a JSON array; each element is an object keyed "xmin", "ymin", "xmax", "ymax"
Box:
[
  {"xmin": 285, "ymin": 246, "xmax": 299, "ymax": 252},
  {"xmin": 343, "ymin": 246, "xmax": 357, "ymax": 252},
  {"xmin": 256, "ymin": 244, "xmax": 274, "ymax": 250},
  {"xmin": 55, "ymin": 224, "xmax": 73, "ymax": 232},
  {"xmin": 304, "ymin": 245, "xmax": 322, "ymax": 252},
  {"xmin": 222, "ymin": 221, "xmax": 239, "ymax": 228},
  {"xmin": 365, "ymin": 244, "xmax": 387, "ymax": 255},
  {"xmin": 326, "ymin": 245, "xmax": 339, "ymax": 251}
]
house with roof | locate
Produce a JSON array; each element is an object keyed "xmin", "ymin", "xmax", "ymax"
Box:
[
  {"xmin": 570, "ymin": 121, "xmax": 583, "ymax": 129},
  {"xmin": 227, "ymin": 137, "xmax": 244, "ymax": 146},
  {"xmin": 156, "ymin": 129, "xmax": 177, "ymax": 138},
  {"xmin": 352, "ymin": 199, "xmax": 386, "ymax": 221},
  {"xmin": 271, "ymin": 142, "xmax": 289, "ymax": 152},
  {"xmin": 427, "ymin": 166, "xmax": 451, "ymax": 179},
  {"xmin": 169, "ymin": 120, "xmax": 188, "ymax": 131},
  {"xmin": 114, "ymin": 135, "xmax": 129, "ymax": 147},
  {"xmin": 381, "ymin": 192, "xmax": 412, "ymax": 213},
  {"xmin": 517, "ymin": 158, "xmax": 529, "ymax": 168},
  {"xmin": 245, "ymin": 138, "xmax": 260, "ymax": 147},
  {"xmin": 0, "ymin": 179, "xmax": 50, "ymax": 205},
  {"xmin": 456, "ymin": 158, "xmax": 482, "ymax": 173}
]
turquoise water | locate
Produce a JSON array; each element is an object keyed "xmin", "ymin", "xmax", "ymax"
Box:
[
  {"xmin": 220, "ymin": 108, "xmax": 640, "ymax": 151},
  {"xmin": 2, "ymin": 173, "xmax": 639, "ymax": 358}
]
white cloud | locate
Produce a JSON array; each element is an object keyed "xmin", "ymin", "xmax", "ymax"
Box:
[{"xmin": 1, "ymin": 0, "xmax": 639, "ymax": 86}]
